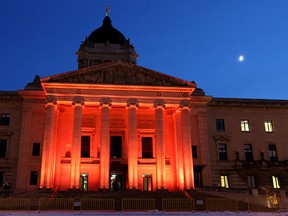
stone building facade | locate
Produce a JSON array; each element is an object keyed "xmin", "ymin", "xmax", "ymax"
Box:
[{"xmin": 0, "ymin": 14, "xmax": 287, "ymax": 195}]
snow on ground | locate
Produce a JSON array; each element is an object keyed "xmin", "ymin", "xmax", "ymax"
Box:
[{"xmin": 0, "ymin": 211, "xmax": 287, "ymax": 216}]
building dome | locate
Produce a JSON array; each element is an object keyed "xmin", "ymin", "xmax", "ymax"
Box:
[
  {"xmin": 77, "ymin": 15, "xmax": 138, "ymax": 69},
  {"xmin": 87, "ymin": 16, "xmax": 127, "ymax": 45}
]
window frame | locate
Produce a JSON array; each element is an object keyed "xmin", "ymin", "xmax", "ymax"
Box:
[
  {"xmin": 141, "ymin": 137, "xmax": 153, "ymax": 158},
  {"xmin": 110, "ymin": 135, "xmax": 122, "ymax": 158},
  {"xmin": 0, "ymin": 139, "xmax": 8, "ymax": 158},
  {"xmin": 192, "ymin": 145, "xmax": 197, "ymax": 158},
  {"xmin": 264, "ymin": 120, "xmax": 274, "ymax": 133},
  {"xmin": 240, "ymin": 120, "xmax": 250, "ymax": 132},
  {"xmin": 32, "ymin": 142, "xmax": 41, "ymax": 156},
  {"xmin": 272, "ymin": 176, "xmax": 280, "ymax": 189},
  {"xmin": 81, "ymin": 136, "xmax": 91, "ymax": 158},
  {"xmin": 244, "ymin": 144, "xmax": 253, "ymax": 161},
  {"xmin": 0, "ymin": 113, "xmax": 10, "ymax": 126},
  {"xmin": 29, "ymin": 171, "xmax": 39, "ymax": 185},
  {"xmin": 218, "ymin": 143, "xmax": 228, "ymax": 161},
  {"xmin": 220, "ymin": 175, "xmax": 229, "ymax": 188},
  {"xmin": 268, "ymin": 144, "xmax": 278, "ymax": 162},
  {"xmin": 216, "ymin": 119, "xmax": 225, "ymax": 131}
]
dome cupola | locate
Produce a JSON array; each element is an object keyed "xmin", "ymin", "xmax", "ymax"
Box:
[
  {"xmin": 77, "ymin": 10, "xmax": 138, "ymax": 69},
  {"xmin": 87, "ymin": 16, "xmax": 127, "ymax": 45}
]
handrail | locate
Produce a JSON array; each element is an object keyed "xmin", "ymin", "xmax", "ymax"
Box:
[
  {"xmin": 50, "ymin": 185, "xmax": 60, "ymax": 201},
  {"xmin": 182, "ymin": 190, "xmax": 193, "ymax": 202}
]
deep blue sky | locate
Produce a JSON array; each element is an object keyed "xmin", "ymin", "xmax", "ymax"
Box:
[{"xmin": 1, "ymin": 0, "xmax": 288, "ymax": 99}]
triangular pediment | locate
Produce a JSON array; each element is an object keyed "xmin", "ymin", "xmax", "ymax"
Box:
[{"xmin": 41, "ymin": 61, "xmax": 194, "ymax": 87}]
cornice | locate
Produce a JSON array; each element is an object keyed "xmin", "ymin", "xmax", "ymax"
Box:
[
  {"xmin": 0, "ymin": 91, "xmax": 22, "ymax": 102},
  {"xmin": 42, "ymin": 83, "xmax": 194, "ymax": 93},
  {"xmin": 208, "ymin": 97, "xmax": 288, "ymax": 110}
]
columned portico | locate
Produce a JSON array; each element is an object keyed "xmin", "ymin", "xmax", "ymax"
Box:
[
  {"xmin": 40, "ymin": 99, "xmax": 57, "ymax": 189},
  {"xmin": 127, "ymin": 101, "xmax": 139, "ymax": 189},
  {"xmin": 154, "ymin": 101, "xmax": 166, "ymax": 190},
  {"xmin": 70, "ymin": 98, "xmax": 84, "ymax": 189},
  {"xmin": 99, "ymin": 100, "xmax": 112, "ymax": 189}
]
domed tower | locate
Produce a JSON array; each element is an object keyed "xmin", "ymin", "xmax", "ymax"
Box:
[{"xmin": 77, "ymin": 11, "xmax": 138, "ymax": 69}]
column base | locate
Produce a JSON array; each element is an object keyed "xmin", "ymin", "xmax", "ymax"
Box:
[{"xmin": 38, "ymin": 187, "xmax": 52, "ymax": 192}]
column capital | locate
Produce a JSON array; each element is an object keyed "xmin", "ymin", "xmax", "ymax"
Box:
[
  {"xmin": 100, "ymin": 99, "xmax": 112, "ymax": 108},
  {"xmin": 44, "ymin": 99, "xmax": 57, "ymax": 108},
  {"xmin": 127, "ymin": 100, "xmax": 139, "ymax": 109},
  {"xmin": 72, "ymin": 97, "xmax": 84, "ymax": 107},
  {"xmin": 153, "ymin": 101, "xmax": 166, "ymax": 110},
  {"xmin": 178, "ymin": 100, "xmax": 190, "ymax": 111}
]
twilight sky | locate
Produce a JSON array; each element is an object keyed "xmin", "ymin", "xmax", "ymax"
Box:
[{"xmin": 1, "ymin": 0, "xmax": 288, "ymax": 99}]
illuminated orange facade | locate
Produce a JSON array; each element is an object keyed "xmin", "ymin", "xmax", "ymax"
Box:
[
  {"xmin": 1, "ymin": 14, "xmax": 288, "ymax": 197},
  {"xmin": 9, "ymin": 15, "xmax": 211, "ymax": 192}
]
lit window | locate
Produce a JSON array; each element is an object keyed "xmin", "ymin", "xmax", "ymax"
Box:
[
  {"xmin": 216, "ymin": 119, "xmax": 225, "ymax": 131},
  {"xmin": 272, "ymin": 176, "xmax": 280, "ymax": 189},
  {"xmin": 264, "ymin": 121, "xmax": 273, "ymax": 132},
  {"xmin": 143, "ymin": 174, "xmax": 152, "ymax": 191},
  {"xmin": 247, "ymin": 175, "xmax": 256, "ymax": 188},
  {"xmin": 268, "ymin": 144, "xmax": 278, "ymax": 162},
  {"xmin": 241, "ymin": 120, "xmax": 250, "ymax": 132},
  {"xmin": 218, "ymin": 144, "xmax": 228, "ymax": 161},
  {"xmin": 0, "ymin": 113, "xmax": 10, "ymax": 126},
  {"xmin": 220, "ymin": 175, "xmax": 229, "ymax": 188},
  {"xmin": 244, "ymin": 144, "xmax": 253, "ymax": 161}
]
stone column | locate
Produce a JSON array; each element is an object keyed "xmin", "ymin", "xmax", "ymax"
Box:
[
  {"xmin": 99, "ymin": 100, "xmax": 111, "ymax": 189},
  {"xmin": 175, "ymin": 111, "xmax": 185, "ymax": 190},
  {"xmin": 154, "ymin": 102, "xmax": 166, "ymax": 190},
  {"xmin": 70, "ymin": 98, "xmax": 84, "ymax": 189},
  {"xmin": 127, "ymin": 101, "xmax": 139, "ymax": 189},
  {"xmin": 40, "ymin": 99, "xmax": 57, "ymax": 189},
  {"xmin": 180, "ymin": 102, "xmax": 194, "ymax": 190}
]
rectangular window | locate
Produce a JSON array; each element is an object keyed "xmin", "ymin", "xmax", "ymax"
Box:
[
  {"xmin": 216, "ymin": 119, "xmax": 225, "ymax": 131},
  {"xmin": 0, "ymin": 139, "xmax": 7, "ymax": 158},
  {"xmin": 268, "ymin": 144, "xmax": 278, "ymax": 162},
  {"xmin": 142, "ymin": 137, "xmax": 153, "ymax": 158},
  {"xmin": 247, "ymin": 175, "xmax": 256, "ymax": 188},
  {"xmin": 0, "ymin": 172, "xmax": 4, "ymax": 187},
  {"xmin": 32, "ymin": 143, "xmax": 40, "ymax": 156},
  {"xmin": 110, "ymin": 136, "xmax": 122, "ymax": 158},
  {"xmin": 81, "ymin": 136, "xmax": 91, "ymax": 158},
  {"xmin": 218, "ymin": 143, "xmax": 228, "ymax": 161},
  {"xmin": 0, "ymin": 113, "xmax": 10, "ymax": 126},
  {"xmin": 241, "ymin": 120, "xmax": 250, "ymax": 132},
  {"xmin": 264, "ymin": 121, "xmax": 274, "ymax": 132},
  {"xmin": 30, "ymin": 171, "xmax": 38, "ymax": 185},
  {"xmin": 143, "ymin": 175, "xmax": 152, "ymax": 191},
  {"xmin": 192, "ymin": 145, "xmax": 197, "ymax": 158},
  {"xmin": 220, "ymin": 175, "xmax": 229, "ymax": 188},
  {"xmin": 272, "ymin": 176, "xmax": 280, "ymax": 189},
  {"xmin": 244, "ymin": 144, "xmax": 253, "ymax": 161}
]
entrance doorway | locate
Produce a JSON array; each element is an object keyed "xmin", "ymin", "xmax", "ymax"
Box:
[
  {"xmin": 143, "ymin": 174, "xmax": 152, "ymax": 191},
  {"xmin": 80, "ymin": 174, "xmax": 88, "ymax": 191},
  {"xmin": 193, "ymin": 166, "xmax": 204, "ymax": 187},
  {"xmin": 110, "ymin": 173, "xmax": 125, "ymax": 191}
]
